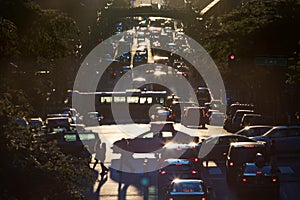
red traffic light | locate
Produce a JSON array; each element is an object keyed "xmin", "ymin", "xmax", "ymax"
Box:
[{"xmin": 229, "ymin": 53, "xmax": 235, "ymax": 60}]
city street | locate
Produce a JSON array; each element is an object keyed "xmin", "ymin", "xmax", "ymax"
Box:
[
  {"xmin": 85, "ymin": 124, "xmax": 300, "ymax": 200},
  {"xmin": 1, "ymin": 1, "xmax": 299, "ymax": 200}
]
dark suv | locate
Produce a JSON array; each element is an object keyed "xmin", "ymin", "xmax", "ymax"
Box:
[
  {"xmin": 225, "ymin": 142, "xmax": 266, "ymax": 183},
  {"xmin": 224, "ymin": 103, "xmax": 254, "ymax": 131}
]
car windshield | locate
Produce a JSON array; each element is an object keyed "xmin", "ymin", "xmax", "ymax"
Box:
[
  {"xmin": 236, "ymin": 148, "xmax": 265, "ymax": 162},
  {"xmin": 172, "ymin": 182, "xmax": 203, "ymax": 192},
  {"xmin": 238, "ymin": 127, "xmax": 272, "ymax": 137},
  {"xmin": 244, "ymin": 164, "xmax": 272, "ymax": 175},
  {"xmin": 64, "ymin": 134, "xmax": 77, "ymax": 142},
  {"xmin": 165, "ymin": 164, "xmax": 192, "ymax": 171},
  {"xmin": 78, "ymin": 133, "xmax": 96, "ymax": 141}
]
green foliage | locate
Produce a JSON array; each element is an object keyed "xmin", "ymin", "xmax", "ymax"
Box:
[
  {"xmin": 201, "ymin": 0, "xmax": 300, "ymax": 86},
  {"xmin": 0, "ymin": 92, "xmax": 93, "ymax": 199},
  {"xmin": 0, "ymin": 0, "xmax": 80, "ymax": 63},
  {"xmin": 112, "ymin": 0, "xmax": 130, "ymax": 8},
  {"xmin": 203, "ymin": 0, "xmax": 299, "ymax": 63},
  {"xmin": 0, "ymin": 18, "xmax": 20, "ymax": 59},
  {"xmin": 0, "ymin": 0, "xmax": 81, "ymax": 114}
]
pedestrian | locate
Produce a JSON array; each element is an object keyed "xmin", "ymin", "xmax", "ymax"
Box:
[
  {"xmin": 119, "ymin": 138, "xmax": 135, "ymax": 172},
  {"xmin": 93, "ymin": 139, "xmax": 108, "ymax": 176}
]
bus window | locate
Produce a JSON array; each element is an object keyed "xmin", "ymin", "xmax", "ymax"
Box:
[
  {"xmin": 127, "ymin": 96, "xmax": 139, "ymax": 103},
  {"xmin": 113, "ymin": 96, "xmax": 126, "ymax": 103},
  {"xmin": 159, "ymin": 97, "xmax": 165, "ymax": 104},
  {"xmin": 140, "ymin": 97, "xmax": 152, "ymax": 104},
  {"xmin": 101, "ymin": 96, "xmax": 112, "ymax": 103}
]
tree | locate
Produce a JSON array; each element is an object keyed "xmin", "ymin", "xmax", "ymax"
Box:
[
  {"xmin": 0, "ymin": 0, "xmax": 81, "ymax": 114},
  {"xmin": 0, "ymin": 91, "xmax": 93, "ymax": 199},
  {"xmin": 202, "ymin": 0, "xmax": 299, "ymax": 69},
  {"xmin": 199, "ymin": 0, "xmax": 300, "ymax": 115}
]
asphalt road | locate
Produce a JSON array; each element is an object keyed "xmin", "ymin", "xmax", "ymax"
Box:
[{"xmin": 84, "ymin": 123, "xmax": 300, "ymax": 200}]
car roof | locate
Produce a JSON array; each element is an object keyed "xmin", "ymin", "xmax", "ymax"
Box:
[
  {"xmin": 172, "ymin": 179, "xmax": 204, "ymax": 184},
  {"xmin": 164, "ymin": 142, "xmax": 199, "ymax": 149},
  {"xmin": 271, "ymin": 125, "xmax": 300, "ymax": 129},
  {"xmin": 205, "ymin": 134, "xmax": 250, "ymax": 139},
  {"xmin": 242, "ymin": 113, "xmax": 262, "ymax": 117},
  {"xmin": 230, "ymin": 141, "xmax": 265, "ymax": 148},
  {"xmin": 235, "ymin": 110, "xmax": 254, "ymax": 113},
  {"xmin": 261, "ymin": 125, "xmax": 300, "ymax": 136},
  {"xmin": 185, "ymin": 106, "xmax": 204, "ymax": 109},
  {"xmin": 236, "ymin": 126, "xmax": 273, "ymax": 134},
  {"xmin": 46, "ymin": 117, "xmax": 70, "ymax": 120},
  {"xmin": 242, "ymin": 125, "xmax": 273, "ymax": 129}
]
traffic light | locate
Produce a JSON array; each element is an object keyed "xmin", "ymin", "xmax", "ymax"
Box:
[
  {"xmin": 228, "ymin": 53, "xmax": 236, "ymax": 67},
  {"xmin": 229, "ymin": 53, "xmax": 235, "ymax": 60},
  {"xmin": 112, "ymin": 72, "xmax": 117, "ymax": 79}
]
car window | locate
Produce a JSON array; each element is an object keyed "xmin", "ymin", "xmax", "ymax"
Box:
[
  {"xmin": 244, "ymin": 164, "xmax": 272, "ymax": 175},
  {"xmin": 161, "ymin": 131, "xmax": 173, "ymax": 138},
  {"xmin": 288, "ymin": 128, "xmax": 300, "ymax": 137},
  {"xmin": 64, "ymin": 134, "xmax": 77, "ymax": 142},
  {"xmin": 219, "ymin": 136, "xmax": 248, "ymax": 145},
  {"xmin": 204, "ymin": 137, "xmax": 218, "ymax": 145},
  {"xmin": 141, "ymin": 132, "xmax": 154, "ymax": 139},
  {"xmin": 78, "ymin": 133, "xmax": 96, "ymax": 141},
  {"xmin": 172, "ymin": 182, "xmax": 203, "ymax": 192},
  {"xmin": 268, "ymin": 129, "xmax": 288, "ymax": 138}
]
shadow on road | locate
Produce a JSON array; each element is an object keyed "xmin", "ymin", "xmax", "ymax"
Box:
[{"xmin": 109, "ymin": 157, "xmax": 159, "ymax": 200}]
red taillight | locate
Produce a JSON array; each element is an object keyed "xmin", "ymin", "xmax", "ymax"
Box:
[
  {"xmin": 229, "ymin": 162, "xmax": 234, "ymax": 167},
  {"xmin": 169, "ymin": 198, "xmax": 173, "ymax": 200},
  {"xmin": 192, "ymin": 170, "xmax": 197, "ymax": 174},
  {"xmin": 194, "ymin": 157, "xmax": 199, "ymax": 162},
  {"xmin": 242, "ymin": 178, "xmax": 247, "ymax": 182},
  {"xmin": 202, "ymin": 198, "xmax": 206, "ymax": 200},
  {"xmin": 256, "ymin": 171, "xmax": 262, "ymax": 175},
  {"xmin": 272, "ymin": 178, "xmax": 277, "ymax": 182},
  {"xmin": 160, "ymin": 170, "xmax": 166, "ymax": 175}
]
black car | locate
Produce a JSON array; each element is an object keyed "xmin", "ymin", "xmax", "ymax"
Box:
[
  {"xmin": 251, "ymin": 126, "xmax": 300, "ymax": 154},
  {"xmin": 158, "ymin": 159, "xmax": 201, "ymax": 197},
  {"xmin": 166, "ymin": 179, "xmax": 210, "ymax": 200},
  {"xmin": 224, "ymin": 103, "xmax": 254, "ymax": 131},
  {"xmin": 198, "ymin": 134, "xmax": 255, "ymax": 163},
  {"xmin": 235, "ymin": 125, "xmax": 273, "ymax": 137},
  {"xmin": 160, "ymin": 142, "xmax": 201, "ymax": 169},
  {"xmin": 236, "ymin": 163, "xmax": 280, "ymax": 198},
  {"xmin": 44, "ymin": 131, "xmax": 99, "ymax": 160},
  {"xmin": 112, "ymin": 122, "xmax": 197, "ymax": 153},
  {"xmin": 181, "ymin": 107, "xmax": 208, "ymax": 128},
  {"xmin": 226, "ymin": 142, "xmax": 267, "ymax": 184},
  {"xmin": 169, "ymin": 101, "xmax": 198, "ymax": 123}
]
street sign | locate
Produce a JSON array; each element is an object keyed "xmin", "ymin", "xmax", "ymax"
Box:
[{"xmin": 255, "ymin": 56, "xmax": 288, "ymax": 66}]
